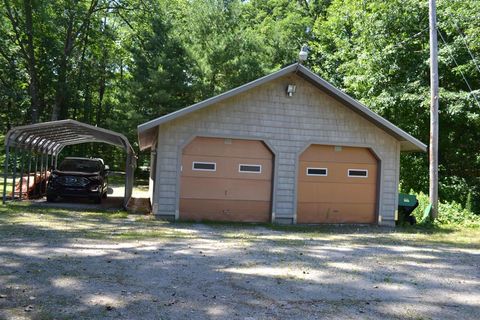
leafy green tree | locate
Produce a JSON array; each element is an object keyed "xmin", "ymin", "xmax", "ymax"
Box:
[
  {"xmin": 128, "ymin": 16, "xmax": 196, "ymax": 120},
  {"xmin": 241, "ymin": 0, "xmax": 330, "ymax": 68},
  {"xmin": 1, "ymin": 0, "xmax": 43, "ymax": 123},
  {"xmin": 309, "ymin": 0, "xmax": 480, "ymax": 210},
  {"xmin": 1, "ymin": 0, "xmax": 479, "ymax": 206},
  {"xmin": 173, "ymin": 0, "xmax": 266, "ymax": 97}
]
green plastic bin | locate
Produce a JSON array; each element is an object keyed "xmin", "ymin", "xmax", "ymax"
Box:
[{"xmin": 397, "ymin": 193, "xmax": 419, "ymax": 225}]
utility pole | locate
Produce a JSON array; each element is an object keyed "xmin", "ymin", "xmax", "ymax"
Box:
[{"xmin": 429, "ymin": 0, "xmax": 439, "ymax": 219}]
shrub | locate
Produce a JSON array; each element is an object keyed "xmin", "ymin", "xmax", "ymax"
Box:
[
  {"xmin": 465, "ymin": 191, "xmax": 473, "ymax": 212},
  {"xmin": 411, "ymin": 190, "xmax": 480, "ymax": 228},
  {"xmin": 436, "ymin": 201, "xmax": 480, "ymax": 228},
  {"xmin": 411, "ymin": 191, "xmax": 430, "ymax": 222}
]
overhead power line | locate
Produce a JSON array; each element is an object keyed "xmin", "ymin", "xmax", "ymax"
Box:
[
  {"xmin": 393, "ymin": 27, "xmax": 429, "ymax": 48},
  {"xmin": 449, "ymin": 13, "xmax": 480, "ymax": 76},
  {"xmin": 438, "ymin": 29, "xmax": 480, "ymax": 109}
]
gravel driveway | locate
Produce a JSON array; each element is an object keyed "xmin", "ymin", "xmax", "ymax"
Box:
[{"xmin": 0, "ymin": 210, "xmax": 479, "ymax": 320}]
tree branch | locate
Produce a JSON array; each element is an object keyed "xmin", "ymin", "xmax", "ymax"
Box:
[{"xmin": 3, "ymin": 0, "xmax": 28, "ymax": 59}]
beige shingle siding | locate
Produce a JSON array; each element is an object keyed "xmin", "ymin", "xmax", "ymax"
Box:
[{"xmin": 152, "ymin": 74, "xmax": 400, "ymax": 226}]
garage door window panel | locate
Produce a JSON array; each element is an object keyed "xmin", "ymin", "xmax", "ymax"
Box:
[
  {"xmin": 348, "ymin": 169, "xmax": 368, "ymax": 178},
  {"xmin": 301, "ymin": 163, "xmax": 376, "ymax": 184},
  {"xmin": 306, "ymin": 168, "xmax": 328, "ymax": 176},
  {"xmin": 239, "ymin": 164, "xmax": 262, "ymax": 173},
  {"xmin": 192, "ymin": 162, "xmax": 216, "ymax": 171},
  {"xmin": 184, "ymin": 157, "xmax": 271, "ymax": 179}
]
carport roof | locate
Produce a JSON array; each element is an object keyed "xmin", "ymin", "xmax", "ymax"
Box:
[
  {"xmin": 138, "ymin": 63, "xmax": 427, "ymax": 152},
  {"xmin": 5, "ymin": 119, "xmax": 135, "ymax": 155}
]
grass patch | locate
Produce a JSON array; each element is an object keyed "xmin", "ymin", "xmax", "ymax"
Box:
[
  {"xmin": 107, "ymin": 172, "xmax": 126, "ymax": 185},
  {"xmin": 219, "ymin": 223, "xmax": 480, "ymax": 248},
  {"xmin": 0, "ymin": 202, "xmax": 193, "ymax": 241},
  {"xmin": 0, "ymin": 202, "xmax": 479, "ymax": 247},
  {"xmin": 271, "ymin": 224, "xmax": 371, "ymax": 234},
  {"xmin": 108, "ymin": 172, "xmax": 148, "ymax": 187},
  {"xmin": 0, "ymin": 177, "xmax": 14, "ymax": 194},
  {"xmin": 112, "ymin": 229, "xmax": 195, "ymax": 240},
  {"xmin": 0, "ymin": 202, "xmax": 127, "ymax": 219},
  {"xmin": 191, "ymin": 220, "xmax": 271, "ymax": 228},
  {"xmin": 392, "ymin": 224, "xmax": 480, "ymax": 248}
]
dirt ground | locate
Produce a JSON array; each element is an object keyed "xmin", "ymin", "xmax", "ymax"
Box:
[
  {"xmin": 0, "ymin": 207, "xmax": 479, "ymax": 320},
  {"xmin": 25, "ymin": 180, "xmax": 149, "ymax": 211}
]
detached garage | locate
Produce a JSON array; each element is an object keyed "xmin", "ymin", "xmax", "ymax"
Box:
[{"xmin": 138, "ymin": 63, "xmax": 426, "ymax": 226}]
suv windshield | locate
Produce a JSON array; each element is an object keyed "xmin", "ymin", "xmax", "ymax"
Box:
[{"xmin": 59, "ymin": 159, "xmax": 102, "ymax": 173}]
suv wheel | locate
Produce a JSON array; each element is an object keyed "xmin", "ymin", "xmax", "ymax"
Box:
[{"xmin": 46, "ymin": 195, "xmax": 56, "ymax": 202}]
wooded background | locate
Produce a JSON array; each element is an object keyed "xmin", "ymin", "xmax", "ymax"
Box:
[{"xmin": 0, "ymin": 0, "xmax": 479, "ymax": 211}]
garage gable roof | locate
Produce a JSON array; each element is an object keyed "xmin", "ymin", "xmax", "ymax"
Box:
[{"xmin": 138, "ymin": 63, "xmax": 427, "ymax": 152}]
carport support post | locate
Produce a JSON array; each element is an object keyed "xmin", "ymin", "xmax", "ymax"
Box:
[
  {"xmin": 11, "ymin": 148, "xmax": 17, "ymax": 200},
  {"xmin": 33, "ymin": 154, "xmax": 38, "ymax": 198},
  {"xmin": 43, "ymin": 153, "xmax": 48, "ymax": 197},
  {"xmin": 124, "ymin": 152, "xmax": 133, "ymax": 207},
  {"xmin": 26, "ymin": 152, "xmax": 31, "ymax": 199},
  {"xmin": 2, "ymin": 145, "xmax": 10, "ymax": 204},
  {"xmin": 39, "ymin": 152, "xmax": 43, "ymax": 197},
  {"xmin": 19, "ymin": 149, "xmax": 24, "ymax": 200}
]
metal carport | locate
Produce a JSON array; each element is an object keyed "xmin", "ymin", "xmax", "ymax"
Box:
[{"xmin": 2, "ymin": 119, "xmax": 136, "ymax": 207}]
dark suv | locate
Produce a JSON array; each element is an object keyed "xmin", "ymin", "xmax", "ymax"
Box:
[{"xmin": 47, "ymin": 157, "xmax": 109, "ymax": 203}]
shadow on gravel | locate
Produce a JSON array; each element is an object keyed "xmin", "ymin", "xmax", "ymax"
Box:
[{"xmin": 0, "ymin": 205, "xmax": 478, "ymax": 319}]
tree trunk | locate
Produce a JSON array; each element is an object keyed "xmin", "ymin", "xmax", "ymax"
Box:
[
  {"xmin": 74, "ymin": 24, "xmax": 90, "ymax": 121},
  {"xmin": 51, "ymin": 13, "xmax": 74, "ymax": 121},
  {"xmin": 51, "ymin": 55, "xmax": 68, "ymax": 120},
  {"xmin": 51, "ymin": 0, "xmax": 98, "ymax": 121},
  {"xmin": 96, "ymin": 17, "xmax": 107, "ymax": 126},
  {"xmin": 7, "ymin": 100, "xmax": 12, "ymax": 130},
  {"xmin": 22, "ymin": 0, "xmax": 41, "ymax": 123},
  {"xmin": 96, "ymin": 75, "xmax": 105, "ymax": 126},
  {"xmin": 83, "ymin": 84, "xmax": 92, "ymax": 123}
]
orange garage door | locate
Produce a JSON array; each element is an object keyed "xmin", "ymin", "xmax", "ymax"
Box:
[
  {"xmin": 297, "ymin": 145, "xmax": 378, "ymax": 224},
  {"xmin": 180, "ymin": 137, "xmax": 273, "ymax": 222}
]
